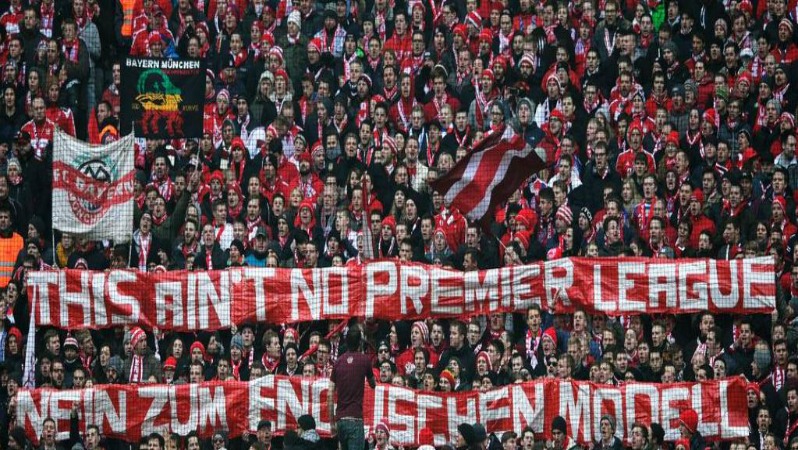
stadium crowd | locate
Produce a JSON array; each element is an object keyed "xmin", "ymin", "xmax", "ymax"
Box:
[{"xmin": 0, "ymin": 0, "xmax": 797, "ymax": 448}]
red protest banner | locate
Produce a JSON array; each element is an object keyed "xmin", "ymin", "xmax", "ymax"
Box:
[
  {"xmin": 17, "ymin": 377, "xmax": 748, "ymax": 446},
  {"xmin": 28, "ymin": 257, "xmax": 775, "ymax": 330}
]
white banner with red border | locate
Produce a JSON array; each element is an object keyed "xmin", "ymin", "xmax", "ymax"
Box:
[{"xmin": 52, "ymin": 129, "xmax": 135, "ymax": 242}]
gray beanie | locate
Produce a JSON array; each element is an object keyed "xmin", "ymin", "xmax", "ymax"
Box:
[
  {"xmin": 601, "ymin": 415, "xmax": 616, "ymax": 431},
  {"xmin": 683, "ymin": 79, "xmax": 698, "ymax": 96},
  {"xmin": 753, "ymin": 347, "xmax": 771, "ymax": 370},
  {"xmin": 517, "ymin": 97, "xmax": 534, "ymax": 114},
  {"xmin": 108, "ymin": 356, "xmax": 123, "ymax": 374},
  {"xmin": 230, "ymin": 333, "xmax": 244, "ymax": 350},
  {"xmin": 663, "ymin": 41, "xmax": 679, "ymax": 58}
]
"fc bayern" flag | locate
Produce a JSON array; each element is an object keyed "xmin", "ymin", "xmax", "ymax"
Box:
[
  {"xmin": 52, "ymin": 129, "xmax": 136, "ymax": 242},
  {"xmin": 430, "ymin": 128, "xmax": 546, "ymax": 227}
]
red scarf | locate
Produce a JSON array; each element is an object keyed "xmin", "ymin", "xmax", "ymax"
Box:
[
  {"xmin": 40, "ymin": 4, "xmax": 54, "ymax": 37},
  {"xmin": 262, "ymin": 353, "xmax": 281, "ymax": 373},
  {"xmin": 318, "ymin": 25, "xmax": 339, "ymax": 53},
  {"xmin": 73, "ymin": 7, "xmax": 91, "ymax": 30},
  {"xmin": 80, "ymin": 354, "xmax": 94, "ymax": 372},
  {"xmin": 474, "ymin": 87, "xmax": 497, "ymax": 129},
  {"xmin": 138, "ymin": 233, "xmax": 151, "ymax": 271},
  {"xmin": 152, "ymin": 214, "xmax": 169, "ymax": 225},
  {"xmin": 396, "ymin": 97, "xmax": 416, "ymax": 131},
  {"xmin": 205, "ymin": 246, "xmax": 214, "ymax": 269},
  {"xmin": 232, "ymin": 50, "xmax": 247, "ymax": 67},
  {"xmin": 61, "ymin": 38, "xmax": 80, "ymax": 63},
  {"xmin": 375, "ymin": 9, "xmax": 387, "ymax": 41},
  {"xmin": 181, "ymin": 239, "xmax": 198, "ymax": 259},
  {"xmin": 231, "ymin": 359, "xmax": 243, "ymax": 380}
]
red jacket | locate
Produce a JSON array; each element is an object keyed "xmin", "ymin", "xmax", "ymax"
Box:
[
  {"xmin": 383, "ymin": 31, "xmax": 413, "ymax": 64},
  {"xmin": 689, "ymin": 214, "xmax": 716, "ymax": 248},
  {"xmin": 287, "ymin": 174, "xmax": 324, "ymax": 203},
  {"xmin": 615, "ymin": 148, "xmax": 655, "ymax": 178}
]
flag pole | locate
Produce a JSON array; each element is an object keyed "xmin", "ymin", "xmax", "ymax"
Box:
[
  {"xmin": 129, "ymin": 126, "xmax": 137, "ymax": 268},
  {"xmin": 51, "ymin": 226, "xmax": 58, "ymax": 267},
  {"xmin": 52, "ymin": 129, "xmax": 61, "ymax": 267}
]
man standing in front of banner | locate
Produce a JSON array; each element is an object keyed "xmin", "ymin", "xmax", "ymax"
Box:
[{"xmin": 329, "ymin": 326, "xmax": 376, "ymax": 450}]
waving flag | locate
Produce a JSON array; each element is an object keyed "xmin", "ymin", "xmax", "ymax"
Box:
[
  {"xmin": 429, "ymin": 129, "xmax": 546, "ymax": 226},
  {"xmin": 52, "ymin": 129, "xmax": 136, "ymax": 242}
]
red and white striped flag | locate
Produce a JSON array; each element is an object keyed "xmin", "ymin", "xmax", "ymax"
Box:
[{"xmin": 429, "ymin": 129, "xmax": 546, "ymax": 226}]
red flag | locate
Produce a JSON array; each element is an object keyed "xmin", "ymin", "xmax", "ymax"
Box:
[{"xmin": 429, "ymin": 129, "xmax": 545, "ymax": 227}]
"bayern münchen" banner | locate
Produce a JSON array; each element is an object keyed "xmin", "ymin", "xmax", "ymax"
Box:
[
  {"xmin": 17, "ymin": 376, "xmax": 748, "ymax": 446},
  {"xmin": 27, "ymin": 257, "xmax": 775, "ymax": 330},
  {"xmin": 120, "ymin": 58, "xmax": 204, "ymax": 138}
]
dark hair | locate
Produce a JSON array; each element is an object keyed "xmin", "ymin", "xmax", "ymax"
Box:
[
  {"xmin": 148, "ymin": 433, "xmax": 165, "ymax": 448},
  {"xmin": 346, "ymin": 327, "xmax": 362, "ymax": 350}
]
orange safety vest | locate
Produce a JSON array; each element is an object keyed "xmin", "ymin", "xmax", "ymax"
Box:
[
  {"xmin": 0, "ymin": 233, "xmax": 23, "ymax": 286},
  {"xmin": 120, "ymin": 0, "xmax": 136, "ymax": 38}
]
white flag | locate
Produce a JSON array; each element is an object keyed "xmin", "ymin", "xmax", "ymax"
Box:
[{"xmin": 52, "ymin": 129, "xmax": 135, "ymax": 242}]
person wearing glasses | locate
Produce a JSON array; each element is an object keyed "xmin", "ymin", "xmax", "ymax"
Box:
[{"xmin": 211, "ymin": 432, "xmax": 227, "ymax": 450}]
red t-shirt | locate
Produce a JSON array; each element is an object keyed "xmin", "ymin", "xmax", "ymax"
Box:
[{"xmin": 331, "ymin": 352, "xmax": 374, "ymax": 420}]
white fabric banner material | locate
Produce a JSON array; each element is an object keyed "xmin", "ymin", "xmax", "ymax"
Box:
[{"xmin": 51, "ymin": 129, "xmax": 135, "ymax": 242}]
